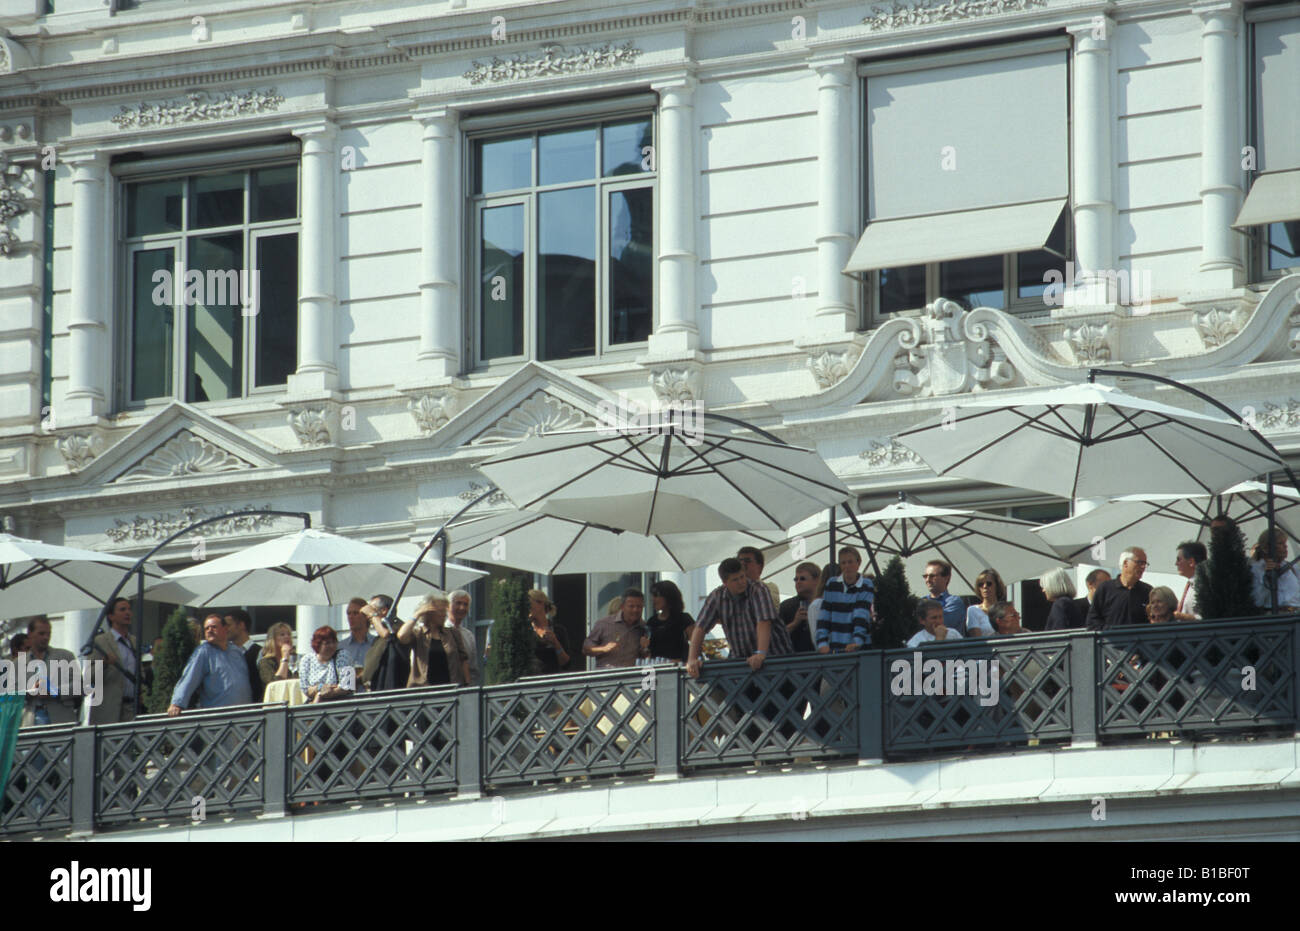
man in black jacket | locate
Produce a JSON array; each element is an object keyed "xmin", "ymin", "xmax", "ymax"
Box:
[
  {"xmin": 1071, "ymin": 568, "xmax": 1111, "ymax": 625},
  {"xmin": 224, "ymin": 609, "xmax": 264, "ymax": 702},
  {"xmin": 1087, "ymin": 550, "xmax": 1152, "ymax": 630}
]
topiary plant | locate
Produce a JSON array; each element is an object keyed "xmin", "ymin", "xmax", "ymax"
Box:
[
  {"xmin": 145, "ymin": 607, "xmax": 198, "ymax": 714},
  {"xmin": 1194, "ymin": 516, "xmax": 1259, "ymax": 620},
  {"xmin": 872, "ymin": 555, "xmax": 919, "ymax": 648},
  {"xmin": 485, "ymin": 576, "xmax": 538, "ymax": 685}
]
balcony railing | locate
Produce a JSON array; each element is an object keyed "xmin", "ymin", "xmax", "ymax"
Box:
[{"xmin": 4, "ymin": 615, "xmax": 1297, "ymax": 837}]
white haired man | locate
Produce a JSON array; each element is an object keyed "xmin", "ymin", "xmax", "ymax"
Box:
[
  {"xmin": 1086, "ymin": 547, "xmax": 1153, "ymax": 630},
  {"xmin": 446, "ymin": 589, "xmax": 481, "ymax": 686}
]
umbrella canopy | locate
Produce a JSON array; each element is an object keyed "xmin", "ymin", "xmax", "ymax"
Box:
[
  {"xmin": 1033, "ymin": 481, "xmax": 1300, "ymax": 563},
  {"xmin": 0, "ymin": 534, "xmax": 164, "ymax": 617},
  {"xmin": 895, "ymin": 382, "xmax": 1281, "ymax": 500},
  {"xmin": 477, "ymin": 428, "xmax": 851, "ymax": 535},
  {"xmin": 445, "ymin": 510, "xmax": 785, "ymax": 575},
  {"xmin": 148, "ymin": 528, "xmax": 487, "ymax": 607},
  {"xmin": 759, "ymin": 501, "xmax": 1070, "ymax": 593}
]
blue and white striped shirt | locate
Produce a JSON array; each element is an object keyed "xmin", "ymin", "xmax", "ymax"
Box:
[{"xmin": 815, "ymin": 574, "xmax": 874, "ymax": 651}]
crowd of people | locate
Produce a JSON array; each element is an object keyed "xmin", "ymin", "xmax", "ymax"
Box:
[{"xmin": 10, "ymin": 525, "xmax": 1297, "ymax": 727}]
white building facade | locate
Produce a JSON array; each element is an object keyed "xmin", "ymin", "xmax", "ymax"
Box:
[{"xmin": 0, "ymin": 0, "xmax": 1297, "ymax": 652}]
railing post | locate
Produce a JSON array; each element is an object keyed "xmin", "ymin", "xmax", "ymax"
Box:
[
  {"xmin": 456, "ymin": 687, "xmax": 483, "ymax": 798},
  {"xmin": 653, "ymin": 664, "xmax": 682, "ymax": 779},
  {"xmin": 262, "ymin": 704, "xmax": 289, "ymax": 817},
  {"xmin": 857, "ymin": 650, "xmax": 884, "ymax": 764},
  {"xmin": 1292, "ymin": 616, "xmax": 1300, "ymax": 737},
  {"xmin": 70, "ymin": 725, "xmax": 96, "ymax": 835},
  {"xmin": 1069, "ymin": 634, "xmax": 1099, "ymax": 747}
]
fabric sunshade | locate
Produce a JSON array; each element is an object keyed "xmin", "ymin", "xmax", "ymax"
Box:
[
  {"xmin": 1233, "ymin": 168, "xmax": 1300, "ymax": 229},
  {"xmin": 849, "ymin": 45, "xmax": 1068, "ymax": 273},
  {"xmin": 845, "ymin": 197, "xmax": 1067, "ymax": 273},
  {"xmin": 1254, "ymin": 14, "xmax": 1300, "ymax": 172}
]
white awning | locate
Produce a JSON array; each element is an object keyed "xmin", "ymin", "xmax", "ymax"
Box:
[
  {"xmin": 844, "ymin": 198, "xmax": 1067, "ymax": 275},
  {"xmin": 1233, "ymin": 168, "xmax": 1300, "ymax": 229}
]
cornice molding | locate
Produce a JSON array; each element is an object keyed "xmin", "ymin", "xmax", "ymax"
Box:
[{"xmin": 462, "ymin": 41, "xmax": 643, "ymax": 86}]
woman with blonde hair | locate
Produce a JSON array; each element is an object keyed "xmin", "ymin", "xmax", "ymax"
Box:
[
  {"xmin": 398, "ymin": 590, "xmax": 469, "ymax": 686},
  {"xmin": 528, "ymin": 588, "xmax": 571, "ymax": 673},
  {"xmin": 258, "ymin": 621, "xmax": 297, "ymax": 685}
]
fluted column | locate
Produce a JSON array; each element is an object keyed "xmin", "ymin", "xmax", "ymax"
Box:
[
  {"xmin": 413, "ymin": 108, "xmax": 460, "ymax": 380},
  {"xmin": 288, "ymin": 123, "xmax": 339, "ymax": 395},
  {"xmin": 1068, "ymin": 20, "xmax": 1117, "ymax": 305},
  {"xmin": 810, "ymin": 57, "xmax": 857, "ymax": 338},
  {"xmin": 62, "ymin": 153, "xmax": 110, "ymax": 420},
  {"xmin": 646, "ymin": 77, "xmax": 700, "ymax": 357},
  {"xmin": 1194, "ymin": 0, "xmax": 1245, "ymax": 287}
]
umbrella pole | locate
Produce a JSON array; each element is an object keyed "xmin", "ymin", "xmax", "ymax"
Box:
[
  {"xmin": 1268, "ymin": 471, "xmax": 1278, "ymax": 612},
  {"xmin": 842, "ymin": 503, "xmax": 880, "ymax": 577},
  {"xmin": 828, "ymin": 508, "xmax": 836, "ymax": 569},
  {"xmin": 439, "ymin": 534, "xmax": 448, "ymax": 591},
  {"xmin": 390, "ymin": 485, "xmax": 499, "ymax": 625}
]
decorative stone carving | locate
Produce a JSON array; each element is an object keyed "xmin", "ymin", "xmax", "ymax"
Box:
[
  {"xmin": 808, "ymin": 350, "xmax": 860, "ymax": 390},
  {"xmin": 458, "ymin": 481, "xmax": 509, "ymax": 506},
  {"xmin": 859, "ymin": 439, "xmax": 922, "ymax": 468},
  {"xmin": 56, "ymin": 433, "xmax": 105, "ymax": 472},
  {"xmin": 105, "ymin": 504, "xmax": 279, "ymax": 543},
  {"xmin": 0, "ymin": 150, "xmax": 27, "ymax": 256},
  {"xmin": 116, "ymin": 432, "xmax": 254, "ymax": 482},
  {"xmin": 463, "ymin": 42, "xmax": 642, "ymax": 85},
  {"xmin": 1193, "ymin": 305, "xmax": 1249, "ymax": 350},
  {"xmin": 1254, "ymin": 399, "xmax": 1300, "ymax": 432},
  {"xmin": 409, "ymin": 393, "xmax": 457, "ymax": 435},
  {"xmin": 648, "ymin": 369, "xmax": 700, "ymax": 403},
  {"xmin": 110, "ymin": 88, "xmax": 285, "ymax": 130},
  {"xmin": 864, "ymin": 0, "xmax": 1046, "ymax": 30},
  {"xmin": 890, "ymin": 299, "xmax": 1017, "ymax": 397},
  {"xmin": 287, "ymin": 408, "xmax": 331, "ymax": 447},
  {"xmin": 471, "ymin": 391, "xmax": 598, "ymax": 444},
  {"xmin": 1064, "ymin": 322, "xmax": 1112, "ymax": 365}
]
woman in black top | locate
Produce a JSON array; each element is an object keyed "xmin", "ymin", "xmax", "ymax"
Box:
[
  {"xmin": 1040, "ymin": 566, "xmax": 1086, "ymax": 631},
  {"xmin": 528, "ymin": 589, "xmax": 572, "ymax": 674},
  {"xmin": 647, "ymin": 580, "xmax": 695, "ymax": 661}
]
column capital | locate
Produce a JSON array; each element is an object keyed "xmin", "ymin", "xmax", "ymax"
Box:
[
  {"xmin": 1191, "ymin": 0, "xmax": 1242, "ymax": 30},
  {"xmin": 810, "ymin": 55, "xmax": 854, "ymax": 81},
  {"xmin": 62, "ymin": 150, "xmax": 107, "ymax": 173},
  {"xmin": 292, "ymin": 120, "xmax": 338, "ymax": 146},
  {"xmin": 1067, "ymin": 15, "xmax": 1115, "ymax": 49},
  {"xmin": 414, "ymin": 105, "xmax": 459, "ymax": 126},
  {"xmin": 652, "ymin": 75, "xmax": 697, "ymax": 102}
]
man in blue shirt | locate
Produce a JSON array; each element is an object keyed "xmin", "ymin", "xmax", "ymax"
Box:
[
  {"xmin": 922, "ymin": 560, "xmax": 968, "ymax": 634},
  {"xmin": 167, "ymin": 614, "xmax": 253, "ymax": 715}
]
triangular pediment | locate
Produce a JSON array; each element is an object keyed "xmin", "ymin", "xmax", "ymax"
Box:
[
  {"xmin": 433, "ymin": 362, "xmax": 623, "ymax": 451},
  {"xmin": 75, "ymin": 402, "xmax": 282, "ymax": 487}
]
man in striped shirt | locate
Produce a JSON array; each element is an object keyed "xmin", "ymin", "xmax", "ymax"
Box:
[
  {"xmin": 686, "ymin": 557, "xmax": 793, "ymax": 678},
  {"xmin": 816, "ymin": 546, "xmax": 874, "ymax": 653}
]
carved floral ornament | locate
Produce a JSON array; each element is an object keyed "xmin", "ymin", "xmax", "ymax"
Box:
[
  {"xmin": 891, "ymin": 299, "xmax": 1016, "ymax": 397},
  {"xmin": 859, "ymin": 438, "xmax": 922, "ymax": 468},
  {"xmin": 57, "ymin": 434, "xmax": 105, "ymax": 473},
  {"xmin": 409, "ymin": 393, "xmax": 457, "ymax": 435},
  {"xmin": 287, "ymin": 408, "xmax": 331, "ymax": 447},
  {"xmin": 1064, "ymin": 322, "xmax": 1111, "ymax": 365},
  {"xmin": 864, "ymin": 0, "xmax": 1046, "ymax": 30},
  {"xmin": 649, "ymin": 369, "xmax": 699, "ymax": 403},
  {"xmin": 463, "ymin": 42, "xmax": 642, "ymax": 85},
  {"xmin": 115, "ymin": 432, "xmax": 254, "ymax": 483},
  {"xmin": 1194, "ymin": 305, "xmax": 1250, "ymax": 350},
  {"xmin": 471, "ymin": 391, "xmax": 597, "ymax": 444},
  {"xmin": 110, "ymin": 88, "xmax": 285, "ymax": 130},
  {"xmin": 809, "ymin": 349, "xmax": 860, "ymax": 390},
  {"xmin": 0, "ymin": 150, "xmax": 27, "ymax": 256},
  {"xmin": 105, "ymin": 504, "xmax": 279, "ymax": 544}
]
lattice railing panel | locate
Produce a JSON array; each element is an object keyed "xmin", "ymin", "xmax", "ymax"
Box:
[
  {"xmin": 95, "ymin": 714, "xmax": 264, "ymax": 825},
  {"xmin": 484, "ymin": 677, "xmax": 655, "ymax": 785},
  {"xmin": 1098, "ymin": 623, "xmax": 1295, "ymax": 736},
  {"xmin": 1, "ymin": 727, "xmax": 74, "ymax": 833},
  {"xmin": 885, "ymin": 639, "xmax": 1074, "ymax": 754},
  {"xmin": 290, "ymin": 695, "xmax": 458, "ymax": 802},
  {"xmin": 682, "ymin": 656, "xmax": 858, "ymax": 767}
]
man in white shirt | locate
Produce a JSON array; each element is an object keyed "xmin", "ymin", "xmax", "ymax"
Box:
[
  {"xmin": 446, "ymin": 589, "xmax": 481, "ymax": 686},
  {"xmin": 1173, "ymin": 541, "xmax": 1206, "ymax": 621},
  {"xmin": 905, "ymin": 599, "xmax": 964, "ymax": 648}
]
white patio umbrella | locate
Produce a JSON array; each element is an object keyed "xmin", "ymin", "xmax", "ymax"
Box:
[
  {"xmin": 0, "ymin": 534, "xmax": 166, "ymax": 617},
  {"xmin": 895, "ymin": 382, "xmax": 1282, "ymax": 500},
  {"xmin": 1033, "ymin": 481, "xmax": 1300, "ymax": 563},
  {"xmin": 759, "ymin": 501, "xmax": 1070, "ymax": 593},
  {"xmin": 444, "ymin": 509, "xmax": 785, "ymax": 575},
  {"xmin": 477, "ymin": 427, "xmax": 851, "ymax": 535},
  {"xmin": 147, "ymin": 528, "xmax": 487, "ymax": 607}
]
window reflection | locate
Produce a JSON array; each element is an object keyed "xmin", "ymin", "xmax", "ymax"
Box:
[
  {"xmin": 940, "ymin": 255, "xmax": 1004, "ymax": 310},
  {"xmin": 538, "ymin": 187, "xmax": 596, "ymax": 360},
  {"xmin": 480, "ymin": 204, "xmax": 525, "ymax": 359},
  {"xmin": 878, "ymin": 265, "xmax": 925, "ymax": 315},
  {"xmin": 609, "ymin": 188, "xmax": 653, "ymax": 344}
]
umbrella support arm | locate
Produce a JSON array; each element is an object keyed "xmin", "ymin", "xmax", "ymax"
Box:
[
  {"xmin": 389, "ymin": 486, "xmax": 500, "ymax": 625},
  {"xmin": 702, "ymin": 412, "xmax": 784, "ymax": 444},
  {"xmin": 78, "ymin": 510, "xmax": 312, "ymax": 667}
]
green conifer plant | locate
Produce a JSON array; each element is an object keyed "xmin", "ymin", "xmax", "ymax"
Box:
[
  {"xmin": 145, "ymin": 607, "xmax": 198, "ymax": 714},
  {"xmin": 485, "ymin": 576, "xmax": 539, "ymax": 685}
]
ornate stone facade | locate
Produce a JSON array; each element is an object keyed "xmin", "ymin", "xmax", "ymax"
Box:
[
  {"xmin": 115, "ymin": 432, "xmax": 254, "ymax": 483},
  {"xmin": 471, "ymin": 391, "xmax": 597, "ymax": 444},
  {"xmin": 648, "ymin": 369, "xmax": 700, "ymax": 403},
  {"xmin": 891, "ymin": 300, "xmax": 1017, "ymax": 397},
  {"xmin": 864, "ymin": 0, "xmax": 1046, "ymax": 30},
  {"xmin": 287, "ymin": 408, "xmax": 331, "ymax": 447},
  {"xmin": 1065, "ymin": 322, "xmax": 1112, "ymax": 365},
  {"xmin": 463, "ymin": 42, "xmax": 642, "ymax": 85},
  {"xmin": 409, "ymin": 393, "xmax": 457, "ymax": 435},
  {"xmin": 56, "ymin": 433, "xmax": 104, "ymax": 472},
  {"xmin": 110, "ymin": 88, "xmax": 285, "ymax": 130},
  {"xmin": 104, "ymin": 504, "xmax": 280, "ymax": 543}
]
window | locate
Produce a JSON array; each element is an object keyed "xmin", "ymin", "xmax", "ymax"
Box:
[
  {"xmin": 1238, "ymin": 8, "xmax": 1300, "ymax": 280},
  {"xmin": 118, "ymin": 153, "xmax": 299, "ymax": 405},
  {"xmin": 469, "ymin": 109, "xmax": 654, "ymax": 364},
  {"xmin": 848, "ymin": 39, "xmax": 1071, "ymax": 320}
]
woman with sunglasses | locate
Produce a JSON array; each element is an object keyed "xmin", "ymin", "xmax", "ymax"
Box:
[{"xmin": 964, "ymin": 569, "xmax": 1004, "ymax": 638}]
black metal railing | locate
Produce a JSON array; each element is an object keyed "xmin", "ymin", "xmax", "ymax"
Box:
[{"xmin": 3, "ymin": 615, "xmax": 1297, "ymax": 836}]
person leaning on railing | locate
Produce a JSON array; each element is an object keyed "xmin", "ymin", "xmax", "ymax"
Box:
[
  {"xmin": 299, "ymin": 626, "xmax": 354, "ymax": 703},
  {"xmin": 258, "ymin": 622, "xmax": 297, "ymax": 686}
]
